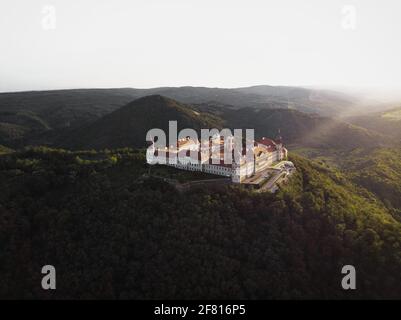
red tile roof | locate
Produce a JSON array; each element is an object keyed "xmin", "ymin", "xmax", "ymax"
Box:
[{"xmin": 256, "ymin": 137, "xmax": 277, "ymax": 147}]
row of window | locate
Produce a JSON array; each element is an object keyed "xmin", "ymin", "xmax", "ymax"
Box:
[{"xmin": 167, "ymin": 163, "xmax": 233, "ymax": 176}]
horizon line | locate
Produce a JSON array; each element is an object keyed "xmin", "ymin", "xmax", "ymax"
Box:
[{"xmin": 2, "ymin": 83, "xmax": 399, "ymax": 95}]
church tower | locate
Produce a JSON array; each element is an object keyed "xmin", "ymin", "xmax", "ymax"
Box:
[
  {"xmin": 276, "ymin": 129, "xmax": 283, "ymax": 161},
  {"xmin": 276, "ymin": 129, "xmax": 283, "ymax": 145}
]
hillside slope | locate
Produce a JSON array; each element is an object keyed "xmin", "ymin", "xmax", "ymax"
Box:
[
  {"xmin": 347, "ymin": 106, "xmax": 401, "ymax": 142},
  {"xmin": 340, "ymin": 148, "xmax": 401, "ymax": 217},
  {"xmin": 291, "ymin": 145, "xmax": 401, "ymax": 224}
]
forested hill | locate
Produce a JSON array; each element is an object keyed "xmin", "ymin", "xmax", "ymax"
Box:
[
  {"xmin": 341, "ymin": 148, "xmax": 401, "ymax": 217},
  {"xmin": 56, "ymin": 95, "xmax": 223, "ymax": 150},
  {"xmin": 0, "ymin": 147, "xmax": 400, "ymax": 299},
  {"xmin": 346, "ymin": 106, "xmax": 401, "ymax": 141}
]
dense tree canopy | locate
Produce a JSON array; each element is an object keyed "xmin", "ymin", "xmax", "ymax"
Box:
[{"xmin": 0, "ymin": 148, "xmax": 400, "ymax": 299}]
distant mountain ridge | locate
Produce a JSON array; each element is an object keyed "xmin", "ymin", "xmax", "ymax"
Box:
[
  {"xmin": 0, "ymin": 85, "xmax": 357, "ymax": 131},
  {"xmin": 0, "ymin": 87, "xmax": 395, "ymax": 150},
  {"xmin": 139, "ymin": 85, "xmax": 358, "ymax": 116}
]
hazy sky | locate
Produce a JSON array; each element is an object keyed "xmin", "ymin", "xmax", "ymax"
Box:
[{"xmin": 1, "ymin": 0, "xmax": 401, "ymax": 92}]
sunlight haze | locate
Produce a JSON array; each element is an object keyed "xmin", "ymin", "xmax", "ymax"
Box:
[{"xmin": 1, "ymin": 0, "xmax": 400, "ymax": 92}]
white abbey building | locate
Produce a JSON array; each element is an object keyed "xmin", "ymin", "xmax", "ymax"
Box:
[{"xmin": 147, "ymin": 134, "xmax": 288, "ymax": 183}]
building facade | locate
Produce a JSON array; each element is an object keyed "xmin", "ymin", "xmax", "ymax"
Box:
[{"xmin": 148, "ymin": 135, "xmax": 288, "ymax": 183}]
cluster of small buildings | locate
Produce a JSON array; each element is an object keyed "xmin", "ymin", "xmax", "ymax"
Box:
[{"xmin": 147, "ymin": 133, "xmax": 288, "ymax": 183}]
